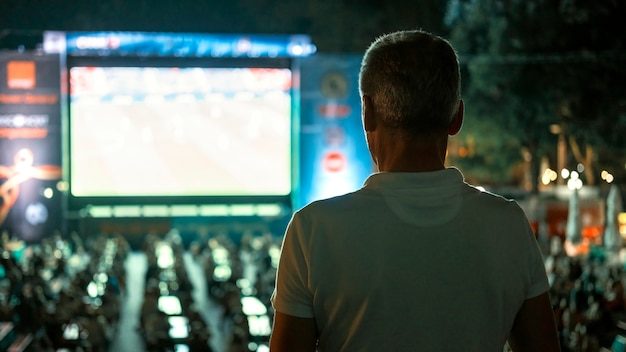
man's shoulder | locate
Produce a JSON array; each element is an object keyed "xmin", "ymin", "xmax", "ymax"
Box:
[
  {"xmin": 465, "ymin": 186, "xmax": 528, "ymax": 219},
  {"xmin": 298, "ymin": 189, "xmax": 370, "ymax": 214}
]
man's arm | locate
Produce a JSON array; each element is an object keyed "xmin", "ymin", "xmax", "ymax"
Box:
[
  {"xmin": 270, "ymin": 311, "xmax": 317, "ymax": 352},
  {"xmin": 508, "ymin": 291, "xmax": 561, "ymax": 351}
]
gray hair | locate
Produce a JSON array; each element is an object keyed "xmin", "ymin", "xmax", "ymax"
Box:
[{"xmin": 359, "ymin": 30, "xmax": 461, "ymax": 136}]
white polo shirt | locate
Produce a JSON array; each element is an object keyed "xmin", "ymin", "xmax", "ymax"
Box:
[{"xmin": 272, "ymin": 167, "xmax": 549, "ymax": 352}]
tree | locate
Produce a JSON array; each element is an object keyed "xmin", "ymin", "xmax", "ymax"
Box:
[{"xmin": 446, "ymin": 0, "xmax": 626, "ymax": 191}]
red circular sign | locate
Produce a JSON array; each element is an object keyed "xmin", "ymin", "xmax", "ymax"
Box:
[{"xmin": 323, "ymin": 152, "xmax": 346, "ymax": 172}]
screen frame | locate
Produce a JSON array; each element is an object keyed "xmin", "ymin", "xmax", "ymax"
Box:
[{"xmin": 64, "ymin": 56, "xmax": 297, "ymax": 210}]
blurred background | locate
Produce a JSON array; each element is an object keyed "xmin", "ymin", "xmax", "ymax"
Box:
[{"xmin": 0, "ymin": 0, "xmax": 625, "ymax": 351}]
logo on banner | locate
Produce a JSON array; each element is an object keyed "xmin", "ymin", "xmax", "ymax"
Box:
[
  {"xmin": 321, "ymin": 71, "xmax": 348, "ymax": 99},
  {"xmin": 324, "ymin": 126, "xmax": 346, "ymax": 146},
  {"xmin": 0, "ymin": 148, "xmax": 62, "ymax": 228},
  {"xmin": 75, "ymin": 35, "xmax": 121, "ymax": 50},
  {"xmin": 7, "ymin": 61, "xmax": 36, "ymax": 89},
  {"xmin": 323, "ymin": 152, "xmax": 347, "ymax": 172},
  {"xmin": 0, "ymin": 114, "xmax": 50, "ymax": 139},
  {"xmin": 318, "ymin": 104, "xmax": 351, "ymax": 119},
  {"xmin": 25, "ymin": 202, "xmax": 48, "ymax": 226}
]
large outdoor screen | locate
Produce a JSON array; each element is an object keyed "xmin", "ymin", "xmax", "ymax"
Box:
[{"xmin": 67, "ymin": 59, "xmax": 293, "ymax": 205}]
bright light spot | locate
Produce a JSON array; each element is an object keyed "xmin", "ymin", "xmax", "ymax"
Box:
[
  {"xmin": 247, "ymin": 315, "xmax": 272, "ymax": 337},
  {"xmin": 237, "ymin": 278, "xmax": 252, "ymax": 289},
  {"xmin": 570, "ymin": 171, "xmax": 579, "ymax": 180},
  {"xmin": 549, "ymin": 124, "xmax": 561, "ymax": 134},
  {"xmin": 550, "ymin": 170, "xmax": 558, "ymax": 181},
  {"xmin": 561, "ymin": 168, "xmax": 570, "ymax": 179},
  {"xmin": 269, "ymin": 246, "xmax": 280, "ymax": 268},
  {"xmin": 213, "ymin": 265, "xmax": 232, "ymax": 281},
  {"xmin": 170, "ymin": 282, "xmax": 179, "ymax": 292},
  {"xmin": 542, "ymin": 173, "xmax": 551, "ymax": 186},
  {"xmin": 158, "ymin": 296, "xmax": 182, "ymax": 315},
  {"xmin": 567, "ymin": 178, "xmax": 583, "ymax": 190},
  {"xmin": 87, "ymin": 281, "xmax": 98, "ymax": 298},
  {"xmin": 602, "ymin": 170, "xmax": 614, "ymax": 183},
  {"xmin": 577, "ymin": 163, "xmax": 585, "ymax": 173},
  {"xmin": 542, "ymin": 169, "xmax": 558, "ymax": 185},
  {"xmin": 256, "ymin": 204, "xmax": 282, "ymax": 217},
  {"xmin": 56, "ymin": 181, "xmax": 69, "ymax": 192},
  {"xmin": 241, "ymin": 296, "xmax": 268, "ymax": 315},
  {"xmin": 159, "ymin": 281, "xmax": 168, "ymax": 294},
  {"xmin": 96, "ymin": 272, "xmax": 108, "ymax": 283},
  {"xmin": 602, "ymin": 170, "xmax": 609, "ymax": 180},
  {"xmin": 168, "ymin": 316, "xmax": 189, "ymax": 339},
  {"xmin": 290, "ymin": 44, "xmax": 304, "ymax": 56},
  {"xmin": 212, "ymin": 247, "xmax": 229, "ymax": 264},
  {"xmin": 43, "ymin": 188, "xmax": 54, "ymax": 199},
  {"xmin": 475, "ymin": 186, "xmax": 486, "ymax": 192},
  {"xmin": 156, "ymin": 244, "xmax": 175, "ymax": 268}
]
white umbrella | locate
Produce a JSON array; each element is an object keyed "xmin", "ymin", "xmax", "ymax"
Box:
[
  {"xmin": 603, "ymin": 184, "xmax": 623, "ymax": 251},
  {"xmin": 566, "ymin": 187, "xmax": 582, "ymax": 245}
]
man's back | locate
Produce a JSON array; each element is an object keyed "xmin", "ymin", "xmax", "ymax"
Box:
[
  {"xmin": 273, "ymin": 168, "xmax": 549, "ymax": 351},
  {"xmin": 270, "ymin": 29, "xmax": 559, "ymax": 352}
]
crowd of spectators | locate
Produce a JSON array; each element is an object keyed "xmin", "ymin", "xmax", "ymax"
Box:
[
  {"xmin": 117, "ymin": 227, "xmax": 279, "ymax": 352},
  {"xmin": 138, "ymin": 232, "xmax": 213, "ymax": 351},
  {"xmin": 195, "ymin": 231, "xmax": 279, "ymax": 352},
  {"xmin": 544, "ymin": 236, "xmax": 626, "ymax": 351},
  {"xmin": 0, "ymin": 230, "xmax": 128, "ymax": 351},
  {"xmin": 1, "ymin": 225, "xmax": 626, "ymax": 351}
]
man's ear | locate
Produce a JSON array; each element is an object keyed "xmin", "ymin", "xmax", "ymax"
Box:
[
  {"xmin": 448, "ymin": 99, "xmax": 464, "ymax": 136},
  {"xmin": 362, "ymin": 95, "xmax": 377, "ymax": 132}
]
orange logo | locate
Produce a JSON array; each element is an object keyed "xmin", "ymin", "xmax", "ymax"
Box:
[{"xmin": 7, "ymin": 61, "xmax": 36, "ymax": 89}]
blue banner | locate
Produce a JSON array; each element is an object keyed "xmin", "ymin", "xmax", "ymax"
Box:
[
  {"xmin": 297, "ymin": 54, "xmax": 373, "ymax": 209},
  {"xmin": 45, "ymin": 31, "xmax": 316, "ymax": 58}
]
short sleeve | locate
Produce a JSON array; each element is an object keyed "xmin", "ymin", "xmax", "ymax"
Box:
[
  {"xmin": 519, "ymin": 207, "xmax": 551, "ymax": 299},
  {"xmin": 271, "ymin": 211, "xmax": 315, "ymax": 318}
]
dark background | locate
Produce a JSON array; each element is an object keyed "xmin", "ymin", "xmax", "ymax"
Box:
[
  {"xmin": 0, "ymin": 0, "xmax": 448, "ymax": 53},
  {"xmin": 1, "ymin": 0, "xmax": 625, "ymax": 190}
]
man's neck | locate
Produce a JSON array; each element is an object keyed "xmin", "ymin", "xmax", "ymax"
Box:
[{"xmin": 374, "ymin": 133, "xmax": 448, "ymax": 172}]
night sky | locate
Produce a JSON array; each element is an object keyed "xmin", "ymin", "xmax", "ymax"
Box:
[{"xmin": 0, "ymin": 0, "xmax": 448, "ymax": 53}]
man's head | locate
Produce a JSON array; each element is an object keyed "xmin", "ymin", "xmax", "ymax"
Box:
[{"xmin": 359, "ymin": 29, "xmax": 462, "ymax": 139}]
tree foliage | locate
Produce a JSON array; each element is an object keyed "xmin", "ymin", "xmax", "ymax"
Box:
[{"xmin": 446, "ymin": 0, "xmax": 626, "ymax": 190}]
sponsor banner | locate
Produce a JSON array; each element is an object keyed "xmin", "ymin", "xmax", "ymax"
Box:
[
  {"xmin": 297, "ymin": 54, "xmax": 373, "ymax": 208},
  {"xmin": 51, "ymin": 31, "xmax": 316, "ymax": 58},
  {"xmin": 0, "ymin": 52, "xmax": 63, "ymax": 243}
]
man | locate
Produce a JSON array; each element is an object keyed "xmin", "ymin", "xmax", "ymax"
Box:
[{"xmin": 270, "ymin": 29, "xmax": 560, "ymax": 351}]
